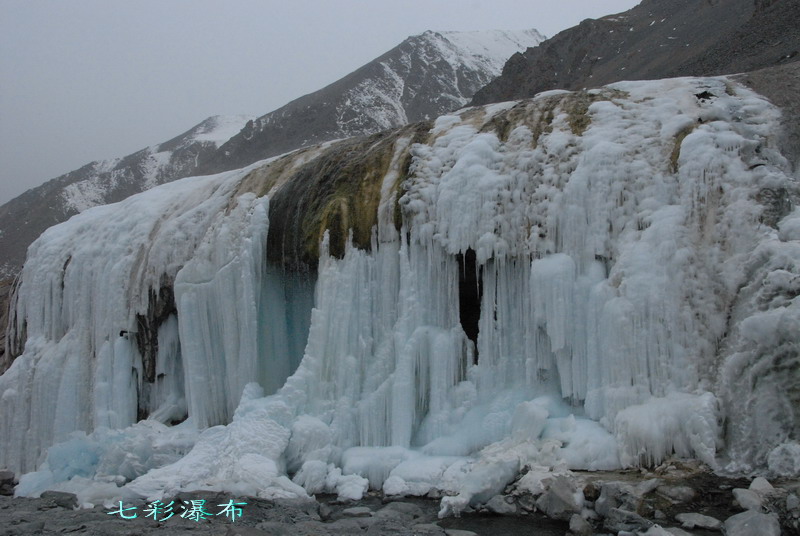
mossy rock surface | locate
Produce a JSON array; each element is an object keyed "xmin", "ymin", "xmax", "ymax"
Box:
[{"xmin": 236, "ymin": 122, "xmax": 431, "ymax": 270}]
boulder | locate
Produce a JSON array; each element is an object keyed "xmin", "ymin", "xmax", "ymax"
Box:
[
  {"xmin": 411, "ymin": 523, "xmax": 447, "ymax": 535},
  {"xmin": 748, "ymin": 477, "xmax": 774, "ymax": 494},
  {"xmin": 723, "ymin": 510, "xmax": 781, "ymax": 536},
  {"xmin": 342, "ymin": 506, "xmax": 373, "ymax": 517},
  {"xmin": 485, "ymin": 495, "xmax": 516, "ymax": 515},
  {"xmin": 517, "ymin": 493, "xmax": 536, "ymax": 512},
  {"xmin": 675, "ymin": 512, "xmax": 722, "ymax": 531},
  {"xmin": 639, "ymin": 526, "xmax": 674, "ymax": 536},
  {"xmin": 328, "ymin": 517, "xmax": 377, "ymax": 532},
  {"xmin": 534, "ymin": 476, "xmax": 583, "ymax": 520},
  {"xmin": 595, "ymin": 481, "xmax": 640, "ymax": 517},
  {"xmin": 657, "ymin": 485, "xmax": 696, "ymax": 503},
  {"xmin": 664, "ymin": 528, "xmax": 695, "ymax": 536},
  {"xmin": 636, "ymin": 478, "xmax": 663, "ymax": 496},
  {"xmin": 375, "ymin": 501, "xmax": 425, "ymax": 521},
  {"xmin": 603, "ymin": 508, "xmax": 653, "ymax": 533},
  {"xmin": 732, "ymin": 488, "xmax": 762, "ymax": 511},
  {"xmin": 569, "ymin": 513, "xmax": 593, "ymax": 536},
  {"xmin": 40, "ymin": 491, "xmax": 78, "ymax": 510},
  {"xmin": 582, "ymin": 481, "xmax": 601, "ymax": 502}
]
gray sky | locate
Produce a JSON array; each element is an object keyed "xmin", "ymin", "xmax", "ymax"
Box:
[{"xmin": 0, "ymin": 0, "xmax": 640, "ymax": 206}]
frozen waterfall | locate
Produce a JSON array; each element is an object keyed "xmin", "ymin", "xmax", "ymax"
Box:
[{"xmin": 1, "ymin": 76, "xmax": 799, "ymax": 510}]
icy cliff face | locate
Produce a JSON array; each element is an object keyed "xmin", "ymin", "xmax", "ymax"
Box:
[{"xmin": 2, "ymin": 76, "xmax": 799, "ymax": 509}]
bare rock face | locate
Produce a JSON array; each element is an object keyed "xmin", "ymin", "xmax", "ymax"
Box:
[
  {"xmin": 472, "ymin": 0, "xmax": 800, "ymax": 107},
  {"xmin": 0, "ymin": 470, "xmax": 14, "ymax": 496},
  {"xmin": 0, "ymin": 279, "xmax": 12, "ymax": 374}
]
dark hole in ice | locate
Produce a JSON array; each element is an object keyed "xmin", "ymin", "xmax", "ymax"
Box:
[{"xmin": 457, "ymin": 249, "xmax": 482, "ymax": 364}]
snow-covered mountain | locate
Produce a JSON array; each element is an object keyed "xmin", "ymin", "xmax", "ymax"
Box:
[
  {"xmin": 3, "ymin": 75, "xmax": 799, "ymax": 511},
  {"xmin": 196, "ymin": 29, "xmax": 545, "ymax": 174},
  {"xmin": 0, "ymin": 115, "xmax": 253, "ymax": 282},
  {"xmin": 0, "ymin": 29, "xmax": 544, "ymax": 281}
]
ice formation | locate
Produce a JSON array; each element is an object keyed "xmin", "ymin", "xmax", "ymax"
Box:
[{"xmin": 1, "ymin": 76, "xmax": 798, "ymax": 511}]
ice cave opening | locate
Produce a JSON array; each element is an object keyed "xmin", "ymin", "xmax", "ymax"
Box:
[{"xmin": 456, "ymin": 249, "xmax": 482, "ymax": 362}]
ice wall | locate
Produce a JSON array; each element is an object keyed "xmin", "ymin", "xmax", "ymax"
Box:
[
  {"xmin": 2, "ymin": 76, "xmax": 799, "ymax": 505},
  {"xmin": 0, "ymin": 161, "xmax": 315, "ymax": 474}
]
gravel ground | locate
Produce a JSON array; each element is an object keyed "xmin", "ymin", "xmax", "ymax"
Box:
[{"xmin": 0, "ymin": 491, "xmax": 568, "ymax": 536}]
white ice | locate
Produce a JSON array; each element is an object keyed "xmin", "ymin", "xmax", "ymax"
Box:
[{"xmin": 3, "ymin": 76, "xmax": 798, "ymax": 512}]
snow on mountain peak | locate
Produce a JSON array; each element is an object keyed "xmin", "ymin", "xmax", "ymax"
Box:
[
  {"xmin": 190, "ymin": 115, "xmax": 254, "ymax": 147},
  {"xmin": 430, "ymin": 28, "xmax": 545, "ymax": 72},
  {"xmin": 0, "ymin": 28, "xmax": 543, "ymax": 279},
  {"xmin": 332, "ymin": 28, "xmax": 544, "ymax": 137}
]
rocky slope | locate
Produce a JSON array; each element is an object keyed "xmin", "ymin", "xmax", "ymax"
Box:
[
  {"xmin": 0, "ymin": 115, "xmax": 252, "ymax": 282},
  {"xmin": 471, "ymin": 0, "xmax": 800, "ymax": 106},
  {"xmin": 197, "ymin": 30, "xmax": 544, "ymax": 176},
  {"xmin": 0, "ymin": 29, "xmax": 543, "ymax": 281}
]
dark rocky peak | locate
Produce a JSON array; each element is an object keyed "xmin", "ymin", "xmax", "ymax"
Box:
[{"xmin": 471, "ymin": 0, "xmax": 799, "ymax": 105}]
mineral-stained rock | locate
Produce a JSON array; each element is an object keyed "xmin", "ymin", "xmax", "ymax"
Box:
[{"xmin": 582, "ymin": 482, "xmax": 601, "ymax": 502}]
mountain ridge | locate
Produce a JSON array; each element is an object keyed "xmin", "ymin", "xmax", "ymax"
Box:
[
  {"xmin": 471, "ymin": 0, "xmax": 799, "ymax": 106},
  {"xmin": 0, "ymin": 29, "xmax": 543, "ymax": 281}
]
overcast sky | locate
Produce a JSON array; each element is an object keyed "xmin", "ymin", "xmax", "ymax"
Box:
[{"xmin": 0, "ymin": 0, "xmax": 640, "ymax": 205}]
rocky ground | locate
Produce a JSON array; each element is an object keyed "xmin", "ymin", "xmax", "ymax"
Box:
[{"xmin": 1, "ymin": 461, "xmax": 798, "ymax": 536}]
